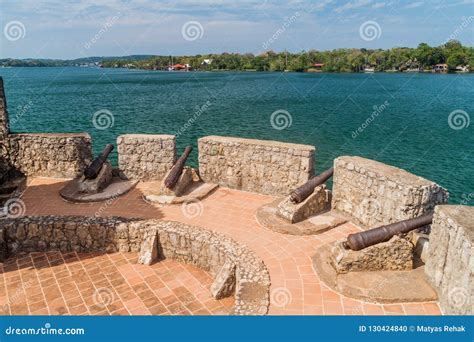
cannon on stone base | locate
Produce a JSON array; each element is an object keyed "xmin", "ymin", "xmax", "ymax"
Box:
[
  {"xmin": 277, "ymin": 167, "xmax": 335, "ymax": 224},
  {"xmin": 60, "ymin": 143, "xmax": 137, "ymax": 203},
  {"xmin": 343, "ymin": 213, "xmax": 434, "ymax": 251},
  {"xmin": 290, "ymin": 167, "xmax": 334, "ymax": 204},
  {"xmin": 84, "ymin": 144, "xmax": 114, "ymax": 180},
  {"xmin": 256, "ymin": 166, "xmax": 347, "ymax": 235},
  {"xmin": 143, "ymin": 145, "xmax": 217, "ymax": 205},
  {"xmin": 164, "ymin": 145, "xmax": 192, "ymax": 189},
  {"xmin": 327, "ymin": 213, "xmax": 434, "ymax": 276}
]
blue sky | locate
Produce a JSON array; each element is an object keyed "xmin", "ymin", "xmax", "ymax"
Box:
[{"xmin": 0, "ymin": 0, "xmax": 473, "ymax": 59}]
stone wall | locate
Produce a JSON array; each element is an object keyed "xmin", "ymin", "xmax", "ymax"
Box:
[
  {"xmin": 117, "ymin": 134, "xmax": 176, "ymax": 181},
  {"xmin": 6, "ymin": 133, "xmax": 92, "ymax": 178},
  {"xmin": 0, "ymin": 215, "xmax": 270, "ymax": 315},
  {"xmin": 0, "ymin": 77, "xmax": 9, "ymax": 138},
  {"xmin": 198, "ymin": 136, "xmax": 315, "ymax": 195},
  {"xmin": 425, "ymin": 205, "xmax": 473, "ymax": 315},
  {"xmin": 332, "ymin": 156, "xmax": 448, "ymax": 228},
  {"xmin": 0, "ymin": 77, "xmax": 11, "ymax": 176}
]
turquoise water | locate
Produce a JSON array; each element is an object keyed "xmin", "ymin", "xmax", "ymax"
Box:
[{"xmin": 0, "ymin": 67, "xmax": 472, "ymax": 203}]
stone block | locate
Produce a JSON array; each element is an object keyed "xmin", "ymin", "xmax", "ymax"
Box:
[
  {"xmin": 211, "ymin": 259, "xmax": 236, "ymax": 299},
  {"xmin": 198, "ymin": 136, "xmax": 315, "ymax": 195},
  {"xmin": 332, "ymin": 156, "xmax": 448, "ymax": 228},
  {"xmin": 138, "ymin": 231, "xmax": 159, "ymax": 265},
  {"xmin": 425, "ymin": 205, "xmax": 473, "ymax": 315},
  {"xmin": 77, "ymin": 161, "xmax": 113, "ymax": 193},
  {"xmin": 332, "ymin": 235, "xmax": 414, "ymax": 273},
  {"xmin": 117, "ymin": 134, "xmax": 176, "ymax": 181},
  {"xmin": 6, "ymin": 133, "xmax": 92, "ymax": 178},
  {"xmin": 409, "ymin": 230, "xmax": 430, "ymax": 263},
  {"xmin": 277, "ymin": 185, "xmax": 330, "ymax": 223}
]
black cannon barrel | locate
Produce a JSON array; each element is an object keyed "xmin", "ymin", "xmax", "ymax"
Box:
[
  {"xmin": 343, "ymin": 213, "xmax": 434, "ymax": 251},
  {"xmin": 83, "ymin": 144, "xmax": 114, "ymax": 180},
  {"xmin": 290, "ymin": 167, "xmax": 334, "ymax": 204},
  {"xmin": 164, "ymin": 145, "xmax": 193, "ymax": 189}
]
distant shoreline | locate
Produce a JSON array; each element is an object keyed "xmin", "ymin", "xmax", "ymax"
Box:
[
  {"xmin": 1, "ymin": 65, "xmax": 472, "ymax": 75},
  {"xmin": 2, "ymin": 40, "xmax": 473, "ymax": 73}
]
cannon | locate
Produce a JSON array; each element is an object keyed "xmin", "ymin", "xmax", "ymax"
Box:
[
  {"xmin": 164, "ymin": 145, "xmax": 193, "ymax": 189},
  {"xmin": 83, "ymin": 144, "xmax": 114, "ymax": 180},
  {"xmin": 342, "ymin": 213, "xmax": 434, "ymax": 251},
  {"xmin": 290, "ymin": 167, "xmax": 334, "ymax": 204}
]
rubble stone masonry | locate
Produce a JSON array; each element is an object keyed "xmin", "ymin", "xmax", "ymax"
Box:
[
  {"xmin": 117, "ymin": 134, "xmax": 176, "ymax": 181},
  {"xmin": 0, "ymin": 216, "xmax": 270, "ymax": 315},
  {"xmin": 425, "ymin": 205, "xmax": 473, "ymax": 315},
  {"xmin": 7, "ymin": 133, "xmax": 92, "ymax": 178},
  {"xmin": 198, "ymin": 136, "xmax": 315, "ymax": 196},
  {"xmin": 332, "ymin": 156, "xmax": 448, "ymax": 228}
]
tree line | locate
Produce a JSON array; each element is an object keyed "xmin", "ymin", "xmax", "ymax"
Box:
[
  {"xmin": 101, "ymin": 41, "xmax": 473, "ymax": 72},
  {"xmin": 2, "ymin": 41, "xmax": 472, "ymax": 72}
]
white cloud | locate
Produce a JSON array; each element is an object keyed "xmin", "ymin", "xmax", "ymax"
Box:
[{"xmin": 334, "ymin": 0, "xmax": 373, "ymax": 13}]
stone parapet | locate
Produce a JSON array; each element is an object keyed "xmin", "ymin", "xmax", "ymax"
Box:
[
  {"xmin": 117, "ymin": 134, "xmax": 176, "ymax": 181},
  {"xmin": 0, "ymin": 77, "xmax": 9, "ymax": 137},
  {"xmin": 332, "ymin": 156, "xmax": 448, "ymax": 228},
  {"xmin": 425, "ymin": 205, "xmax": 473, "ymax": 315},
  {"xmin": 198, "ymin": 135, "xmax": 315, "ymax": 195},
  {"xmin": 6, "ymin": 133, "xmax": 92, "ymax": 178},
  {"xmin": 0, "ymin": 215, "xmax": 270, "ymax": 315}
]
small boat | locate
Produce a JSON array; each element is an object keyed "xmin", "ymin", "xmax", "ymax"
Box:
[{"xmin": 364, "ymin": 67, "xmax": 375, "ymax": 73}]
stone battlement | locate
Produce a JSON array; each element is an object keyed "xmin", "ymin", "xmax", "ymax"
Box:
[
  {"xmin": 6, "ymin": 132, "xmax": 92, "ymax": 178},
  {"xmin": 198, "ymin": 135, "xmax": 315, "ymax": 195},
  {"xmin": 332, "ymin": 156, "xmax": 448, "ymax": 228}
]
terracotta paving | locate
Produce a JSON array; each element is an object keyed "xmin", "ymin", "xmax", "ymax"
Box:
[
  {"xmin": 0, "ymin": 251, "xmax": 233, "ymax": 315},
  {"xmin": 1, "ymin": 177, "xmax": 442, "ymax": 315}
]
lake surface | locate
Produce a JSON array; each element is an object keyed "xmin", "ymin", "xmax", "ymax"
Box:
[{"xmin": 0, "ymin": 67, "xmax": 472, "ymax": 203}]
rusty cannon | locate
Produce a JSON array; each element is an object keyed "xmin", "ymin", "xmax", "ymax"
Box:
[
  {"xmin": 342, "ymin": 213, "xmax": 434, "ymax": 251},
  {"xmin": 164, "ymin": 145, "xmax": 193, "ymax": 189},
  {"xmin": 290, "ymin": 167, "xmax": 334, "ymax": 204},
  {"xmin": 83, "ymin": 143, "xmax": 114, "ymax": 180}
]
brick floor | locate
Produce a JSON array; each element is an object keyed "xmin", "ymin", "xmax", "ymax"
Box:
[
  {"xmin": 0, "ymin": 251, "xmax": 233, "ymax": 315},
  {"xmin": 2, "ymin": 178, "xmax": 442, "ymax": 315}
]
